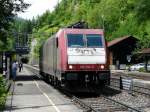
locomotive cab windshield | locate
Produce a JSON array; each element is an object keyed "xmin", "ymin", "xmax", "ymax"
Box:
[
  {"xmin": 67, "ymin": 34, "xmax": 104, "ymax": 48},
  {"xmin": 86, "ymin": 34, "xmax": 103, "ymax": 47},
  {"xmin": 67, "ymin": 34, "xmax": 84, "ymax": 47}
]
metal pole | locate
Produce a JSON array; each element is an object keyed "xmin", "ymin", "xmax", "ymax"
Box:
[
  {"xmin": 3, "ymin": 52, "xmax": 6, "ymax": 76},
  {"xmin": 120, "ymin": 76, "xmax": 123, "ymax": 90}
]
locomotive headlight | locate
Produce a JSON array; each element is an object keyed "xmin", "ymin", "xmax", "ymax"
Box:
[
  {"xmin": 69, "ymin": 65, "xmax": 73, "ymax": 69},
  {"xmin": 100, "ymin": 65, "xmax": 104, "ymax": 69}
]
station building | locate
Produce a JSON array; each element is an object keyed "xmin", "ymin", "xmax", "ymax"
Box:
[
  {"xmin": 107, "ymin": 36, "xmax": 138, "ymax": 70},
  {"xmin": 138, "ymin": 48, "xmax": 150, "ymax": 71}
]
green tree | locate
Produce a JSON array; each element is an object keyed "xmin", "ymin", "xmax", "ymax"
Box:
[
  {"xmin": 0, "ymin": 0, "xmax": 30, "ymax": 50},
  {"xmin": 29, "ymin": 0, "xmax": 150, "ymax": 58},
  {"xmin": 135, "ymin": 0, "xmax": 150, "ymax": 21}
]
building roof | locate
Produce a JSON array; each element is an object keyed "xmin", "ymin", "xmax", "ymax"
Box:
[
  {"xmin": 108, "ymin": 35, "xmax": 137, "ymax": 47},
  {"xmin": 140, "ymin": 48, "xmax": 150, "ymax": 54}
]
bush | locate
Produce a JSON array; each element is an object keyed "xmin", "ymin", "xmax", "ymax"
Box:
[
  {"xmin": 0, "ymin": 75, "xmax": 7, "ymax": 110},
  {"xmin": 139, "ymin": 67, "xmax": 145, "ymax": 72}
]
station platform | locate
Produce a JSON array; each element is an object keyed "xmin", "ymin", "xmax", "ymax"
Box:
[{"xmin": 4, "ymin": 68, "xmax": 82, "ymax": 112}]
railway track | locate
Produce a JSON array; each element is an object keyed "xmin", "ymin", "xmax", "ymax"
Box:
[
  {"xmin": 79, "ymin": 96, "xmax": 142, "ymax": 112},
  {"xmin": 73, "ymin": 85, "xmax": 149, "ymax": 112},
  {"xmin": 110, "ymin": 77, "xmax": 150, "ymax": 97},
  {"xmin": 111, "ymin": 71, "xmax": 150, "ymax": 81},
  {"xmin": 25, "ymin": 65, "xmax": 150, "ymax": 112},
  {"xmin": 61, "ymin": 87, "xmax": 146, "ymax": 112}
]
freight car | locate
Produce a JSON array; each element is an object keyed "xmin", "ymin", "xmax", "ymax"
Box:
[{"xmin": 40, "ymin": 28, "xmax": 110, "ymax": 92}]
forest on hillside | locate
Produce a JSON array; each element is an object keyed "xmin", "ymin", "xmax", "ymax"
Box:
[
  {"xmin": 7, "ymin": 0, "xmax": 150, "ymax": 58},
  {"xmin": 0, "ymin": 0, "xmax": 29, "ymax": 51}
]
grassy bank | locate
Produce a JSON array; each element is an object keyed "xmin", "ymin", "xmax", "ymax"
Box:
[{"xmin": 0, "ymin": 75, "xmax": 7, "ymax": 110}]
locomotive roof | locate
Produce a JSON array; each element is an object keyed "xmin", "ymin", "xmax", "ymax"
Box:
[
  {"xmin": 61, "ymin": 28, "xmax": 104, "ymax": 31},
  {"xmin": 57, "ymin": 28, "xmax": 104, "ymax": 35},
  {"xmin": 45, "ymin": 28, "xmax": 104, "ymax": 42}
]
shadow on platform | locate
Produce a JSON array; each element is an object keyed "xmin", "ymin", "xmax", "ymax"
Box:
[
  {"xmin": 15, "ymin": 75, "xmax": 41, "ymax": 81},
  {"xmin": 4, "ymin": 104, "xmax": 51, "ymax": 111}
]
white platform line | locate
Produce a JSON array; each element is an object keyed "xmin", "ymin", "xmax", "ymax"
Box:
[
  {"xmin": 25, "ymin": 68, "xmax": 61, "ymax": 112},
  {"xmin": 34, "ymin": 81, "xmax": 61, "ymax": 112}
]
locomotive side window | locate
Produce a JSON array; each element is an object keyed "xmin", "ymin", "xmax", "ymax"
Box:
[
  {"xmin": 86, "ymin": 34, "xmax": 103, "ymax": 47},
  {"xmin": 56, "ymin": 37, "xmax": 58, "ymax": 48},
  {"xmin": 67, "ymin": 34, "xmax": 84, "ymax": 47}
]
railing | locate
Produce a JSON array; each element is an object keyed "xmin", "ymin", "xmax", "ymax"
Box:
[{"xmin": 110, "ymin": 77, "xmax": 150, "ymax": 96}]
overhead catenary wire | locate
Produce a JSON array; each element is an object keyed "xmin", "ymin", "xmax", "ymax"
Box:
[{"xmin": 0, "ymin": 29, "xmax": 53, "ymax": 37}]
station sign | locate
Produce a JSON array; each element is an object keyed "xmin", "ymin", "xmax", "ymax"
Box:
[{"xmin": 15, "ymin": 46, "xmax": 30, "ymax": 54}]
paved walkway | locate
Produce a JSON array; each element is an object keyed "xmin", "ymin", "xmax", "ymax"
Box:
[{"xmin": 4, "ymin": 68, "xmax": 82, "ymax": 112}]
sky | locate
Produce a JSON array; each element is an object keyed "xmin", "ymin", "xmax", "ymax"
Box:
[{"xmin": 17, "ymin": 0, "xmax": 60, "ymax": 20}]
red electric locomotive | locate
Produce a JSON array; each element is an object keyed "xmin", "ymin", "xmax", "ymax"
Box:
[{"xmin": 40, "ymin": 28, "xmax": 110, "ymax": 92}]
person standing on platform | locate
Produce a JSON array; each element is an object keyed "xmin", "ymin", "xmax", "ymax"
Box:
[
  {"xmin": 19, "ymin": 62, "xmax": 23, "ymax": 72},
  {"xmin": 12, "ymin": 61, "xmax": 17, "ymax": 81},
  {"xmin": 21, "ymin": 62, "xmax": 23, "ymax": 70},
  {"xmin": 19, "ymin": 62, "xmax": 22, "ymax": 72}
]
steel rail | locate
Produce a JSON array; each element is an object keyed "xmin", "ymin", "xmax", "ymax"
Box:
[
  {"xmin": 109, "ymin": 82, "xmax": 150, "ymax": 97},
  {"xmin": 134, "ymin": 85, "xmax": 150, "ymax": 90},
  {"xmin": 102, "ymin": 95, "xmax": 144, "ymax": 112},
  {"xmin": 132, "ymin": 89, "xmax": 150, "ymax": 96},
  {"xmin": 72, "ymin": 96, "xmax": 98, "ymax": 112},
  {"xmin": 110, "ymin": 77, "xmax": 150, "ymax": 96}
]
